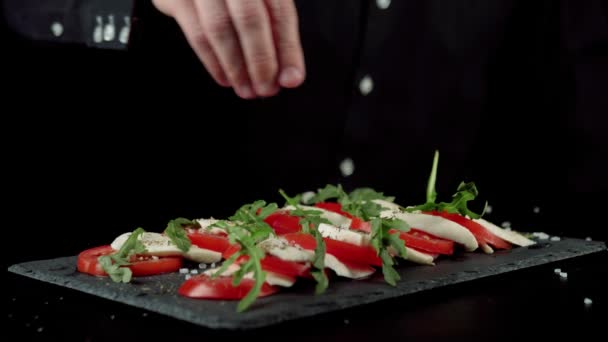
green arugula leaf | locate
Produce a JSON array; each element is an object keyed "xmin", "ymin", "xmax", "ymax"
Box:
[
  {"xmin": 99, "ymin": 227, "xmax": 146, "ymax": 283},
  {"xmin": 426, "ymin": 150, "xmax": 439, "ymax": 203},
  {"xmin": 164, "ymin": 218, "xmax": 193, "ymax": 252},
  {"xmin": 214, "ymin": 200, "xmax": 277, "ymax": 312},
  {"xmin": 280, "ymin": 189, "xmax": 330, "ymax": 294},
  {"xmin": 406, "ymin": 151, "xmax": 485, "ymax": 219},
  {"xmin": 350, "ymin": 187, "xmax": 395, "ymax": 203},
  {"xmin": 309, "ymin": 184, "xmax": 343, "ymax": 203},
  {"xmin": 237, "ymin": 257, "xmax": 266, "ymax": 313},
  {"xmin": 380, "ymin": 249, "xmax": 400, "ymax": 286},
  {"xmin": 369, "ymin": 218, "xmax": 408, "ymax": 286},
  {"xmin": 211, "ymin": 252, "xmax": 240, "ymax": 279}
]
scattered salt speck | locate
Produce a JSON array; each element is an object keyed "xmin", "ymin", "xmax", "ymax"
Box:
[
  {"xmin": 585, "ymin": 237, "xmax": 592, "ymax": 241},
  {"xmin": 8, "ymin": 314, "xmax": 13, "ymax": 319},
  {"xmin": 211, "ymin": 263, "xmax": 216, "ymax": 268},
  {"xmin": 185, "ymin": 274, "xmax": 192, "ymax": 280},
  {"xmin": 58, "ymin": 297, "xmax": 63, "ymax": 301},
  {"xmin": 190, "ymin": 270, "xmax": 198, "ymax": 275},
  {"xmin": 199, "ymin": 263, "xmax": 207, "ymax": 269},
  {"xmin": 44, "ymin": 301, "xmax": 48, "ymax": 305},
  {"xmin": 25, "ymin": 323, "xmax": 31, "ymax": 328},
  {"xmin": 110, "ymin": 315, "xmax": 115, "ymax": 320},
  {"xmin": 550, "ymin": 236, "xmax": 561, "ymax": 241},
  {"xmin": 142, "ymin": 313, "xmax": 148, "ymax": 317},
  {"xmin": 37, "ymin": 327, "xmax": 44, "ymax": 333},
  {"xmin": 485, "ymin": 205, "xmax": 493, "ymax": 214},
  {"xmin": 559, "ymin": 272, "xmax": 568, "ymax": 279},
  {"xmin": 554, "ymin": 268, "xmax": 561, "ymax": 274},
  {"xmin": 505, "ymin": 227, "xmax": 512, "ymax": 231},
  {"xmin": 584, "ymin": 298, "xmax": 592, "ymax": 306},
  {"xmin": 179, "ymin": 268, "xmax": 188, "ymax": 274},
  {"xmin": 533, "ymin": 206, "xmax": 540, "ymax": 214},
  {"xmin": 501, "ymin": 221, "xmax": 511, "ymax": 229},
  {"xmin": 34, "ymin": 315, "xmax": 39, "ymax": 320},
  {"xmin": 12, "ymin": 297, "xmax": 16, "ymax": 302},
  {"xmin": 151, "ymin": 256, "xmax": 159, "ymax": 260},
  {"xmin": 344, "ymin": 319, "xmax": 350, "ymax": 325}
]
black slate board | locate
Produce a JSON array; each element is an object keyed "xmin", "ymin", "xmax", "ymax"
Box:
[{"xmin": 8, "ymin": 238, "xmax": 606, "ymax": 330}]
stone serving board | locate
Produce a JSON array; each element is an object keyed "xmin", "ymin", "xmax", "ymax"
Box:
[{"xmin": 8, "ymin": 238, "xmax": 606, "ymax": 330}]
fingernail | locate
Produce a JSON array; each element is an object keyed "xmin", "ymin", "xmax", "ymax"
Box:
[
  {"xmin": 255, "ymin": 83, "xmax": 278, "ymax": 97},
  {"xmin": 279, "ymin": 67, "xmax": 304, "ymax": 88},
  {"xmin": 237, "ymin": 85, "xmax": 255, "ymax": 99}
]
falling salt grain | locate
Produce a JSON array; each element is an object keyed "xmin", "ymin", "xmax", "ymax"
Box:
[
  {"xmin": 533, "ymin": 206, "xmax": 540, "ymax": 214},
  {"xmin": 44, "ymin": 301, "xmax": 48, "ymax": 305},
  {"xmin": 344, "ymin": 319, "xmax": 350, "ymax": 325},
  {"xmin": 559, "ymin": 272, "xmax": 568, "ymax": 279},
  {"xmin": 501, "ymin": 221, "xmax": 511, "ymax": 229},
  {"xmin": 585, "ymin": 237, "xmax": 592, "ymax": 241},
  {"xmin": 110, "ymin": 315, "xmax": 115, "ymax": 320},
  {"xmin": 34, "ymin": 315, "xmax": 39, "ymax": 320},
  {"xmin": 179, "ymin": 268, "xmax": 189, "ymax": 274},
  {"xmin": 550, "ymin": 236, "xmax": 561, "ymax": 242},
  {"xmin": 554, "ymin": 268, "xmax": 561, "ymax": 274},
  {"xmin": 485, "ymin": 205, "xmax": 493, "ymax": 214},
  {"xmin": 190, "ymin": 270, "xmax": 198, "ymax": 275},
  {"xmin": 584, "ymin": 298, "xmax": 592, "ymax": 306},
  {"xmin": 37, "ymin": 327, "xmax": 44, "ymax": 333},
  {"xmin": 58, "ymin": 297, "xmax": 63, "ymax": 301},
  {"xmin": 142, "ymin": 312, "xmax": 148, "ymax": 317},
  {"xmin": 12, "ymin": 297, "xmax": 16, "ymax": 302}
]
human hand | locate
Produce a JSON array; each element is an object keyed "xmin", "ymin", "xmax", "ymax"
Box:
[{"xmin": 152, "ymin": 0, "xmax": 305, "ymax": 99}]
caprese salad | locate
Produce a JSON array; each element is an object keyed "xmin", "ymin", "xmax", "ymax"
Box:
[{"xmin": 76, "ymin": 151, "xmax": 534, "ymax": 312}]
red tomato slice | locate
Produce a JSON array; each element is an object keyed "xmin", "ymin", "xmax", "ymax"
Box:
[
  {"xmin": 398, "ymin": 230, "xmax": 454, "ymax": 255},
  {"xmin": 282, "ymin": 233, "xmax": 382, "ymax": 267},
  {"xmin": 350, "ymin": 218, "xmax": 372, "ymax": 232},
  {"xmin": 314, "ymin": 202, "xmax": 353, "ymax": 218},
  {"xmin": 223, "ymin": 245, "xmax": 311, "ymax": 278},
  {"xmin": 427, "ymin": 211, "xmax": 511, "ymax": 250},
  {"xmin": 77, "ymin": 245, "xmax": 183, "ymax": 277},
  {"xmin": 178, "ymin": 275, "xmax": 279, "ymax": 299},
  {"xmin": 186, "ymin": 232, "xmax": 231, "ymax": 253},
  {"xmin": 264, "ymin": 212, "xmax": 302, "ymax": 235}
]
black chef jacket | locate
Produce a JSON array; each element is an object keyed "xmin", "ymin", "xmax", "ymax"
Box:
[
  {"xmin": 4, "ymin": 0, "xmax": 607, "ymax": 250},
  {"xmin": 126, "ymin": 0, "xmax": 607, "ymax": 239}
]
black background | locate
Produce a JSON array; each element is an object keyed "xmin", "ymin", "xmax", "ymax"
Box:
[{"xmin": 2, "ymin": 1, "xmax": 607, "ymax": 340}]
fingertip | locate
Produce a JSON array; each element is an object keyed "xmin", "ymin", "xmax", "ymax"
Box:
[
  {"xmin": 235, "ymin": 84, "xmax": 256, "ymax": 99},
  {"xmin": 278, "ymin": 67, "xmax": 305, "ymax": 88}
]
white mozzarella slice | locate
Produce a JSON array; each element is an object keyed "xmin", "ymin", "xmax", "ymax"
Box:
[
  {"xmin": 258, "ymin": 238, "xmax": 314, "ymax": 262},
  {"xmin": 402, "ymin": 247, "xmax": 436, "ymax": 265},
  {"xmin": 379, "ymin": 211, "xmax": 478, "ymax": 251},
  {"xmin": 474, "ymin": 218, "xmax": 535, "ymax": 247},
  {"xmin": 324, "ymin": 254, "xmax": 375, "ymax": 279},
  {"xmin": 111, "ymin": 232, "xmax": 222, "ymax": 263},
  {"xmin": 284, "ymin": 205, "xmax": 352, "ymax": 228},
  {"xmin": 264, "ymin": 272, "xmax": 297, "ymax": 287},
  {"xmin": 480, "ymin": 242, "xmax": 494, "ymax": 254},
  {"xmin": 203, "ymin": 264, "xmax": 296, "ymax": 287},
  {"xmin": 317, "ymin": 223, "xmax": 371, "ymax": 246},
  {"xmin": 373, "ymin": 199, "xmax": 403, "ymax": 212}
]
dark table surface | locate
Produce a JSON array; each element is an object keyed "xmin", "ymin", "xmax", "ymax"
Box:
[{"xmin": 7, "ymin": 248, "xmax": 606, "ymax": 341}]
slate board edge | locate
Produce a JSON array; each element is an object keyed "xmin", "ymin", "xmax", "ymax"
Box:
[{"xmin": 8, "ymin": 239, "xmax": 607, "ymax": 330}]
